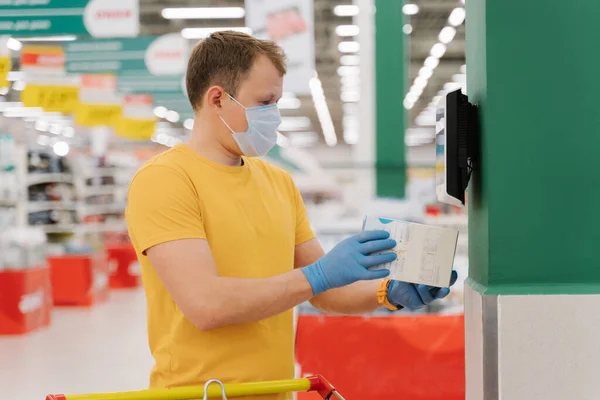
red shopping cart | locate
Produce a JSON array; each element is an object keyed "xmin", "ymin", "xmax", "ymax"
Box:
[{"xmin": 46, "ymin": 375, "xmax": 345, "ymax": 399}]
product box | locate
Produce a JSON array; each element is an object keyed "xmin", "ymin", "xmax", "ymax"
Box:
[{"xmin": 362, "ymin": 216, "xmax": 459, "ymax": 287}]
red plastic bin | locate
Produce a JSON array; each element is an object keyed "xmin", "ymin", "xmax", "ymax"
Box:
[
  {"xmin": 47, "ymin": 253, "xmax": 109, "ymax": 307},
  {"xmin": 106, "ymin": 244, "xmax": 140, "ymax": 289},
  {"xmin": 0, "ymin": 266, "xmax": 52, "ymax": 335},
  {"xmin": 296, "ymin": 314, "xmax": 465, "ymax": 400}
]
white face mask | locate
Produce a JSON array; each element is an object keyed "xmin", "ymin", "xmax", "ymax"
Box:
[{"xmin": 219, "ymin": 93, "xmax": 282, "ymax": 157}]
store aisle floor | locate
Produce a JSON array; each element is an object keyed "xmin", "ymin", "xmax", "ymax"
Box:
[{"xmin": 0, "ymin": 290, "xmax": 153, "ymax": 400}]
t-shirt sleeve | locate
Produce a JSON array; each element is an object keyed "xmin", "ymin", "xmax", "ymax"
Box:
[
  {"xmin": 126, "ymin": 165, "xmax": 206, "ymax": 254},
  {"xmin": 290, "ymin": 176, "xmax": 316, "ymax": 246}
]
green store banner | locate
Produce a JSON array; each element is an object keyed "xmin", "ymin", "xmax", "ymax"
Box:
[
  {"xmin": 64, "ymin": 33, "xmax": 193, "ymax": 121},
  {"xmin": 0, "ymin": 0, "xmax": 139, "ymax": 37}
]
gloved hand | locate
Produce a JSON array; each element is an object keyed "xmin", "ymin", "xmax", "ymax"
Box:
[
  {"xmin": 302, "ymin": 230, "xmax": 397, "ymax": 296},
  {"xmin": 387, "ymin": 270, "xmax": 459, "ymax": 311}
]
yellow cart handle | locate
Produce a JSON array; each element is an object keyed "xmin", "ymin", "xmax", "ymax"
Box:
[{"xmin": 46, "ymin": 375, "xmax": 345, "ymax": 400}]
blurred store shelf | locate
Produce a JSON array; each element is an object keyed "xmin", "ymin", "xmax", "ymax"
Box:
[
  {"xmin": 27, "ymin": 201, "xmax": 77, "ymax": 212},
  {"xmin": 27, "ymin": 173, "xmax": 73, "ymax": 186}
]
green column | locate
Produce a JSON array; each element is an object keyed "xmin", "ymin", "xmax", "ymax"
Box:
[
  {"xmin": 374, "ymin": 0, "xmax": 406, "ymax": 199},
  {"xmin": 467, "ymin": 0, "xmax": 600, "ymax": 294}
]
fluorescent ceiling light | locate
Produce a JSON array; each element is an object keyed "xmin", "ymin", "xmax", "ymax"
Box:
[
  {"xmin": 342, "ymin": 83, "xmax": 360, "ymax": 93},
  {"xmin": 340, "ymin": 55, "xmax": 359, "ymax": 66},
  {"xmin": 344, "ymin": 129, "xmax": 359, "ymax": 145},
  {"xmin": 166, "ymin": 110, "xmax": 180, "ymax": 123},
  {"xmin": 35, "ymin": 120, "xmax": 48, "ymax": 132},
  {"xmin": 7, "ymin": 38, "xmax": 21, "ymax": 51},
  {"xmin": 153, "ymin": 106, "xmax": 167, "ymax": 119},
  {"xmin": 338, "ymin": 41, "xmax": 360, "ymax": 53},
  {"xmin": 49, "ymin": 123, "xmax": 62, "ymax": 135},
  {"xmin": 53, "ymin": 141, "xmax": 70, "ymax": 157},
  {"xmin": 448, "ymin": 7, "xmax": 466, "ymax": 26},
  {"xmin": 444, "ymin": 82, "xmax": 462, "ymax": 91},
  {"xmin": 37, "ymin": 135, "xmax": 50, "ymax": 146},
  {"xmin": 343, "ymin": 103, "xmax": 358, "ymax": 115},
  {"xmin": 415, "ymin": 114, "xmax": 436, "ymax": 126},
  {"xmin": 414, "ymin": 76, "xmax": 428, "ymax": 88},
  {"xmin": 405, "ymin": 135, "xmax": 433, "ymax": 146},
  {"xmin": 333, "ymin": 5, "xmax": 359, "ymax": 17},
  {"xmin": 309, "ymin": 77, "xmax": 337, "ymax": 146},
  {"xmin": 419, "ymin": 66, "xmax": 433, "ymax": 79},
  {"xmin": 432, "ymin": 96, "xmax": 442, "ymax": 104},
  {"xmin": 281, "ymin": 92, "xmax": 297, "ymax": 99},
  {"xmin": 403, "ymin": 99, "xmax": 414, "ymax": 110},
  {"xmin": 288, "ymin": 131, "xmax": 319, "ymax": 148},
  {"xmin": 181, "ymin": 27, "xmax": 251, "ymax": 39},
  {"xmin": 452, "ymin": 73, "xmax": 467, "ymax": 83},
  {"xmin": 337, "ymin": 66, "xmax": 360, "ymax": 77},
  {"xmin": 340, "ymin": 91, "xmax": 359, "ymax": 103},
  {"xmin": 438, "ymin": 26, "xmax": 457, "ymax": 44},
  {"xmin": 403, "ymin": 24, "xmax": 413, "ymax": 35},
  {"xmin": 460, "ymin": 64, "xmax": 467, "ymax": 74},
  {"xmin": 424, "ymin": 56, "xmax": 440, "ymax": 69},
  {"xmin": 430, "ymin": 43, "xmax": 447, "ymax": 58},
  {"xmin": 406, "ymin": 92, "xmax": 419, "ymax": 103},
  {"xmin": 402, "ymin": 4, "xmax": 419, "ymax": 15},
  {"xmin": 162, "ymin": 7, "xmax": 245, "ymax": 20},
  {"xmin": 16, "ymin": 35, "xmax": 76, "ymax": 41},
  {"xmin": 184, "ymin": 119, "xmax": 194, "ymax": 130},
  {"xmin": 343, "ymin": 115, "xmax": 358, "ymax": 127},
  {"xmin": 407, "ymin": 128, "xmax": 436, "ymax": 138},
  {"xmin": 62, "ymin": 126, "xmax": 75, "ymax": 138},
  {"xmin": 336, "ymin": 25, "xmax": 359, "ymax": 37},
  {"xmin": 278, "ymin": 97, "xmax": 301, "ymax": 110},
  {"xmin": 340, "ymin": 75, "xmax": 360, "ymax": 86},
  {"xmin": 280, "ymin": 116, "xmax": 312, "ymax": 131}
]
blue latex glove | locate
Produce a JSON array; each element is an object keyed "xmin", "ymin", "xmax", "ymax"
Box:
[
  {"xmin": 302, "ymin": 230, "xmax": 397, "ymax": 296},
  {"xmin": 387, "ymin": 271, "xmax": 459, "ymax": 310}
]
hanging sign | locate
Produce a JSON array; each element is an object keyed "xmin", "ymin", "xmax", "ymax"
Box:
[
  {"xmin": 245, "ymin": 0, "xmax": 315, "ymax": 95},
  {"xmin": 20, "ymin": 45, "xmax": 79, "ymax": 113},
  {"xmin": 0, "ymin": 36, "xmax": 10, "ymax": 87},
  {"xmin": 74, "ymin": 74, "xmax": 121, "ymax": 127},
  {"xmin": 115, "ymin": 94, "xmax": 155, "ymax": 140},
  {"xmin": 0, "ymin": 0, "xmax": 139, "ymax": 37},
  {"xmin": 64, "ymin": 34, "xmax": 193, "ymax": 123}
]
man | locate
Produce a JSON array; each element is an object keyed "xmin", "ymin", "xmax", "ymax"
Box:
[{"xmin": 126, "ymin": 31, "xmax": 456, "ymax": 399}]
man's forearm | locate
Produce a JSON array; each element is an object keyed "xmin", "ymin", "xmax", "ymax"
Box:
[
  {"xmin": 309, "ymin": 279, "xmax": 383, "ymax": 315},
  {"xmin": 191, "ymin": 269, "xmax": 313, "ymax": 330}
]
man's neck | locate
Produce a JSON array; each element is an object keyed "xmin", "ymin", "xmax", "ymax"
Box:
[{"xmin": 187, "ymin": 120, "xmax": 243, "ymax": 167}]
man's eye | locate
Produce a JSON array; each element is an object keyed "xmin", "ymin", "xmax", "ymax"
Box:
[{"xmin": 262, "ymin": 101, "xmax": 271, "ymax": 106}]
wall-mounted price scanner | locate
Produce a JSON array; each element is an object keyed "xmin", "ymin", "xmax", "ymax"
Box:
[{"xmin": 435, "ymin": 89, "xmax": 480, "ymax": 206}]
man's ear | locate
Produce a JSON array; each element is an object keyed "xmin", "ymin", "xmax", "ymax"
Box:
[{"xmin": 205, "ymin": 86, "xmax": 225, "ymax": 113}]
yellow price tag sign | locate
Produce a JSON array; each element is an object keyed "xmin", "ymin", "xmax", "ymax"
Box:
[
  {"xmin": 74, "ymin": 103, "xmax": 122, "ymax": 127},
  {"xmin": 22, "ymin": 84, "xmax": 79, "ymax": 114},
  {"xmin": 115, "ymin": 116, "xmax": 156, "ymax": 140},
  {"xmin": 0, "ymin": 57, "xmax": 10, "ymax": 87}
]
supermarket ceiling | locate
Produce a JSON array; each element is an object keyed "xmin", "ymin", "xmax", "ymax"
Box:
[
  {"xmin": 10, "ymin": 0, "xmax": 467, "ymax": 147},
  {"xmin": 138, "ymin": 0, "xmax": 466, "ymax": 145}
]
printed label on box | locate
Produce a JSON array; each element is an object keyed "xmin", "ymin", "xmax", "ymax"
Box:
[{"xmin": 363, "ymin": 216, "xmax": 459, "ymax": 287}]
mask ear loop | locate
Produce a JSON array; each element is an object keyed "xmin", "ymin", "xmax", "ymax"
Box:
[
  {"xmin": 220, "ymin": 92, "xmax": 248, "ymax": 134},
  {"xmin": 225, "ymin": 92, "xmax": 246, "ymax": 109}
]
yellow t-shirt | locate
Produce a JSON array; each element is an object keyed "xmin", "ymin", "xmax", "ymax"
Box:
[{"xmin": 126, "ymin": 144, "xmax": 315, "ymax": 398}]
